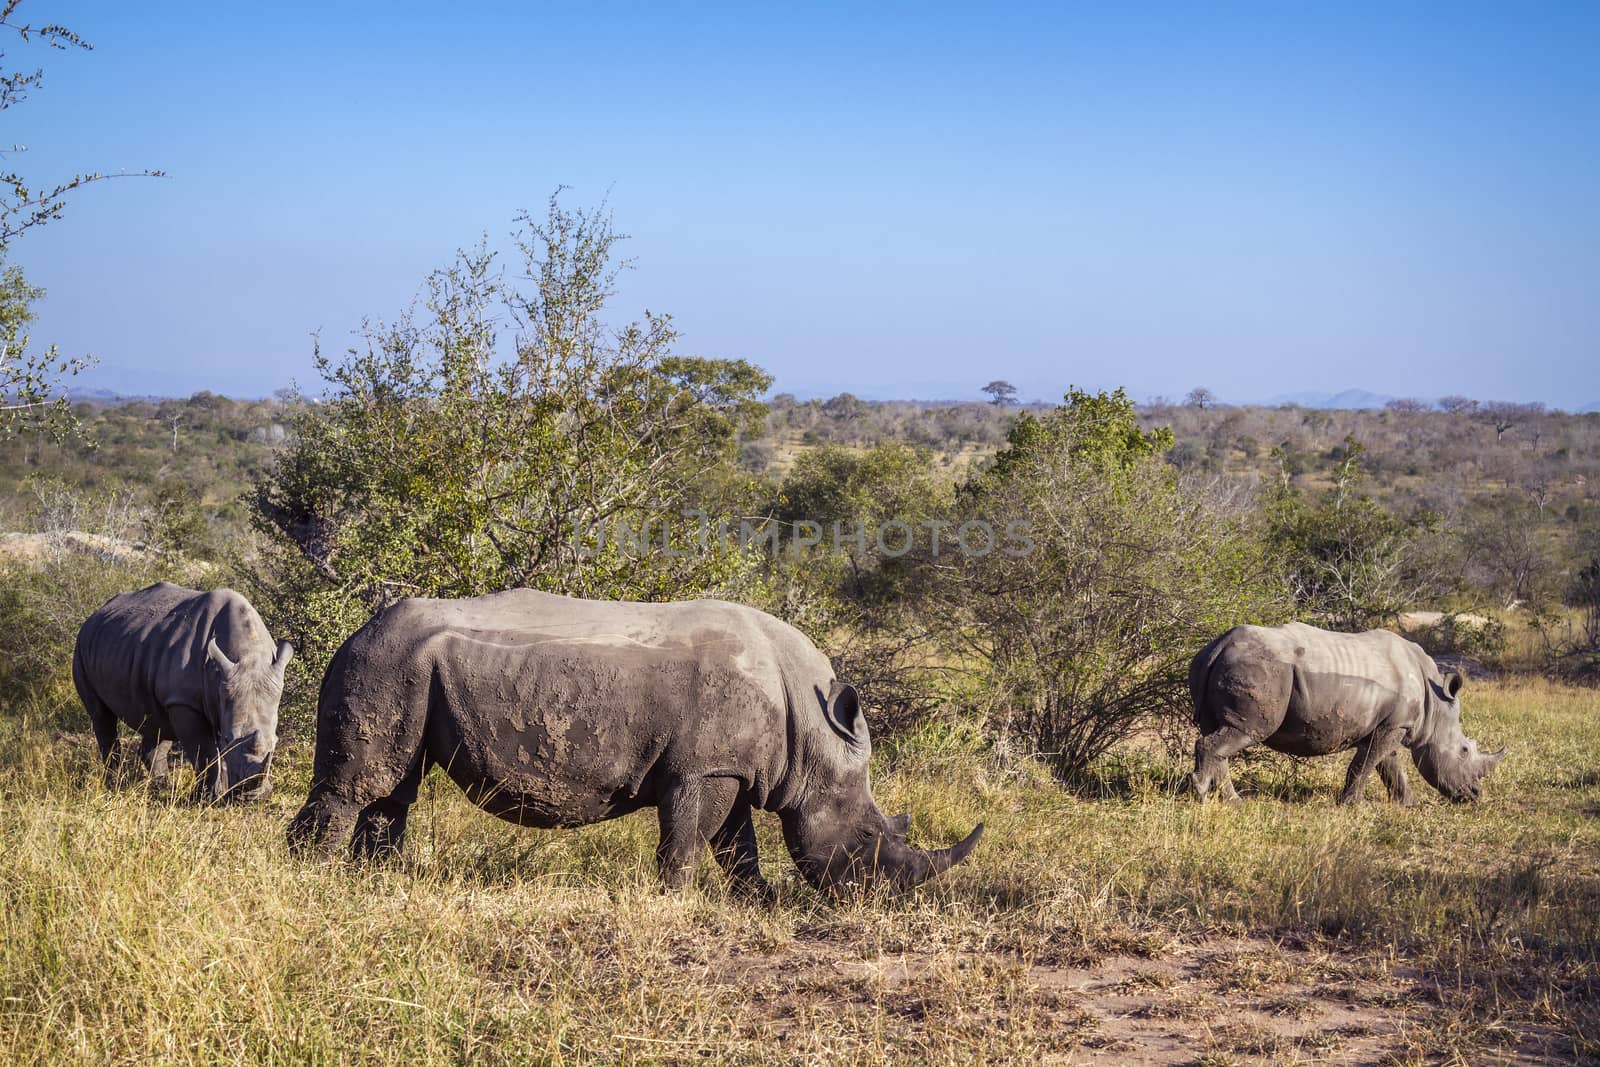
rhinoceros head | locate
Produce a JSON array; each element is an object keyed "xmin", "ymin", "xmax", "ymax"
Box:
[
  {"xmin": 1412, "ymin": 670, "xmax": 1505, "ymax": 803},
  {"xmin": 203, "ymin": 638, "xmax": 292, "ymax": 802},
  {"xmin": 778, "ymin": 681, "xmax": 984, "ymax": 895}
]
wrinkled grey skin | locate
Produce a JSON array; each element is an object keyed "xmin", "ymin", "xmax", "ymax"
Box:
[
  {"xmin": 1190, "ymin": 622, "xmax": 1505, "ymax": 805},
  {"xmin": 286, "ymin": 591, "xmax": 983, "ymax": 898},
  {"xmin": 73, "ymin": 582, "xmax": 292, "ymax": 803}
]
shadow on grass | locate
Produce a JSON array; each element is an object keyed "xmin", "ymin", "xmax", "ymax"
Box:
[{"xmin": 1068, "ymin": 750, "xmax": 1335, "ymax": 804}]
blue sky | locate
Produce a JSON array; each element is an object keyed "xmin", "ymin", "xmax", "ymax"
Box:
[{"xmin": 9, "ymin": 1, "xmax": 1599, "ymax": 405}]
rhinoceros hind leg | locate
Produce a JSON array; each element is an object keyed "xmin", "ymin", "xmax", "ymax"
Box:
[
  {"xmin": 1375, "ymin": 748, "xmax": 1417, "ymax": 806},
  {"xmin": 78, "ymin": 689, "xmax": 124, "ymax": 786},
  {"xmin": 73, "ymin": 650, "xmax": 120, "ymax": 772},
  {"xmin": 702, "ymin": 782, "xmax": 773, "ymax": 904},
  {"xmin": 1194, "ymin": 726, "xmax": 1254, "ymax": 802},
  {"xmin": 1339, "ymin": 726, "xmax": 1406, "ymax": 805}
]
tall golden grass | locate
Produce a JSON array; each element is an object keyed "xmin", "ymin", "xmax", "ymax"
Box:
[{"xmin": 1, "ymin": 678, "xmax": 1596, "ymax": 1063}]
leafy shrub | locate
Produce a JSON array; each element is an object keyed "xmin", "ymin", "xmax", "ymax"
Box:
[
  {"xmin": 1408, "ymin": 612, "xmax": 1508, "ymax": 662},
  {"xmin": 0, "ymin": 556, "xmax": 169, "ymax": 723},
  {"xmin": 945, "ymin": 388, "xmax": 1285, "ymax": 780},
  {"xmin": 252, "ymin": 196, "xmax": 773, "ymax": 676},
  {"xmin": 1266, "ymin": 437, "xmax": 1441, "ymax": 631},
  {"xmin": 765, "ymin": 443, "xmax": 951, "ymax": 732}
]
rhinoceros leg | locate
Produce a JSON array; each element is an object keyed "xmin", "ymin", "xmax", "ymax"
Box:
[
  {"xmin": 653, "ymin": 777, "xmax": 772, "ymax": 899},
  {"xmin": 656, "ymin": 779, "xmax": 710, "ymax": 890},
  {"xmin": 1339, "ymin": 726, "xmax": 1406, "ymax": 805},
  {"xmin": 164, "ymin": 705, "xmax": 221, "ymax": 804},
  {"xmin": 700, "ymin": 781, "xmax": 773, "ymax": 903},
  {"xmin": 139, "ymin": 735, "xmax": 174, "ymax": 787},
  {"xmin": 351, "ymin": 750, "xmax": 431, "ymax": 859},
  {"xmin": 1375, "ymin": 747, "xmax": 1417, "ymax": 806},
  {"xmin": 73, "ymin": 648, "xmax": 120, "ymax": 773},
  {"xmin": 1193, "ymin": 726, "xmax": 1254, "ymax": 802}
]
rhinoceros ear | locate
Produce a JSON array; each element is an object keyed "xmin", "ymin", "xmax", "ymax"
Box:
[
  {"xmin": 205, "ymin": 638, "xmax": 238, "ymax": 678},
  {"xmin": 822, "ymin": 680, "xmax": 866, "ymax": 746},
  {"xmin": 272, "ymin": 640, "xmax": 294, "ymax": 680},
  {"xmin": 1443, "ymin": 671, "xmax": 1464, "ymax": 700}
]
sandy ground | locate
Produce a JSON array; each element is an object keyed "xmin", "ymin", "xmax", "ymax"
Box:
[{"xmin": 700, "ymin": 934, "xmax": 1578, "ymax": 1064}]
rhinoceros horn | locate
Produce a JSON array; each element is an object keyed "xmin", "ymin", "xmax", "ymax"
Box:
[{"xmin": 875, "ymin": 822, "xmax": 986, "ymax": 888}]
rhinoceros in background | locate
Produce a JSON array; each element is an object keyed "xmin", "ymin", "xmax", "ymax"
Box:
[
  {"xmin": 287, "ymin": 591, "xmax": 983, "ymax": 898},
  {"xmin": 1189, "ymin": 621, "xmax": 1505, "ymax": 805},
  {"xmin": 74, "ymin": 582, "xmax": 292, "ymax": 803}
]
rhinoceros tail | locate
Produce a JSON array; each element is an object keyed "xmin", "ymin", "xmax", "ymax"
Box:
[{"xmin": 1188, "ymin": 631, "xmax": 1234, "ymax": 733}]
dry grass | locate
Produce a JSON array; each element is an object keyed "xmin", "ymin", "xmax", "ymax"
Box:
[{"xmin": 2, "ymin": 678, "xmax": 1597, "ymax": 1064}]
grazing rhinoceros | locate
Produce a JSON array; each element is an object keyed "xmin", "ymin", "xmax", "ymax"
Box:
[
  {"xmin": 73, "ymin": 582, "xmax": 292, "ymax": 802},
  {"xmin": 286, "ymin": 591, "xmax": 983, "ymax": 898},
  {"xmin": 1189, "ymin": 621, "xmax": 1505, "ymax": 805}
]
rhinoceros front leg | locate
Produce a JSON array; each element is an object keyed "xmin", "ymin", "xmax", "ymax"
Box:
[
  {"xmin": 140, "ymin": 735, "xmax": 174, "ymax": 788},
  {"xmin": 1375, "ymin": 748, "xmax": 1417, "ymax": 806},
  {"xmin": 701, "ymin": 781, "xmax": 774, "ymax": 904},
  {"xmin": 1339, "ymin": 726, "xmax": 1406, "ymax": 805},
  {"xmin": 350, "ymin": 751, "xmax": 430, "ymax": 860},
  {"xmin": 1193, "ymin": 726, "xmax": 1254, "ymax": 802},
  {"xmin": 656, "ymin": 780, "xmax": 708, "ymax": 891},
  {"xmin": 655, "ymin": 777, "xmax": 774, "ymax": 900}
]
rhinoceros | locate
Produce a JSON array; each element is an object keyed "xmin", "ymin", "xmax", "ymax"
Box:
[
  {"xmin": 1189, "ymin": 621, "xmax": 1505, "ymax": 804},
  {"xmin": 286, "ymin": 590, "xmax": 983, "ymax": 898},
  {"xmin": 73, "ymin": 582, "xmax": 292, "ymax": 802}
]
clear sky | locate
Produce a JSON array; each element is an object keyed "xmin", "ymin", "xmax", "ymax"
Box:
[{"xmin": 10, "ymin": 1, "xmax": 1600, "ymax": 406}]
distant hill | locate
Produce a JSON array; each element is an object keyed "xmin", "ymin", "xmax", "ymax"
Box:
[
  {"xmin": 1265, "ymin": 388, "xmax": 1395, "ymax": 410},
  {"xmin": 70, "ymin": 387, "xmax": 171, "ymax": 406},
  {"xmin": 1578, "ymin": 401, "xmax": 1600, "ymax": 414}
]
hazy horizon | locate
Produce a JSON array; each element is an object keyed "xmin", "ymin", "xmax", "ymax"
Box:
[{"xmin": 12, "ymin": 2, "xmax": 1599, "ymax": 408}]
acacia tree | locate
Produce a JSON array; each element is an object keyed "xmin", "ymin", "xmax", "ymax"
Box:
[
  {"xmin": 981, "ymin": 380, "xmax": 1017, "ymax": 406},
  {"xmin": 254, "ymin": 196, "xmax": 772, "ymax": 667}
]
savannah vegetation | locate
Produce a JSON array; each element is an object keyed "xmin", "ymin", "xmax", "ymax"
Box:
[
  {"xmin": 2, "ymin": 7, "xmax": 1599, "ymax": 1056},
  {"xmin": 2, "ymin": 197, "xmax": 1596, "ymax": 1062}
]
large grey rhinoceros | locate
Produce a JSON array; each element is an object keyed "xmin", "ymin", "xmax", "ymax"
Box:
[
  {"xmin": 73, "ymin": 582, "xmax": 292, "ymax": 802},
  {"xmin": 1189, "ymin": 621, "xmax": 1505, "ymax": 804},
  {"xmin": 286, "ymin": 590, "xmax": 983, "ymax": 898}
]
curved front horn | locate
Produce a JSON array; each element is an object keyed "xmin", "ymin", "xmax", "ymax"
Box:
[{"xmin": 876, "ymin": 822, "xmax": 985, "ymax": 888}]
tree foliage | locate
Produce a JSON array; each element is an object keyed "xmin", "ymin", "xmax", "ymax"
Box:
[
  {"xmin": 766, "ymin": 442, "xmax": 948, "ymax": 729},
  {"xmin": 945, "ymin": 387, "xmax": 1281, "ymax": 779},
  {"xmin": 1266, "ymin": 437, "xmax": 1439, "ymax": 631},
  {"xmin": 0, "ymin": 261, "xmax": 86, "ymax": 440},
  {"xmin": 1, "ymin": 2, "xmax": 161, "ymax": 439},
  {"xmin": 253, "ymin": 195, "xmax": 772, "ymax": 667}
]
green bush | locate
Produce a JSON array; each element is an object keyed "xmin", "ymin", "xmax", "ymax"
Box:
[
  {"xmin": 251, "ymin": 196, "xmax": 773, "ymax": 680},
  {"xmin": 0, "ymin": 555, "xmax": 169, "ymax": 724},
  {"xmin": 945, "ymin": 388, "xmax": 1285, "ymax": 780}
]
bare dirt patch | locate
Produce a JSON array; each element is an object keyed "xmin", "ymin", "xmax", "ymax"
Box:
[{"xmin": 689, "ymin": 933, "xmax": 1581, "ymax": 1065}]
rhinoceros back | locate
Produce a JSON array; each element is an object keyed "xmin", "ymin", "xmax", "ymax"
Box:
[
  {"xmin": 75, "ymin": 582, "xmax": 270, "ymax": 729},
  {"xmin": 1193, "ymin": 622, "xmax": 1432, "ymax": 757},
  {"xmin": 313, "ymin": 590, "xmax": 812, "ymax": 824}
]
